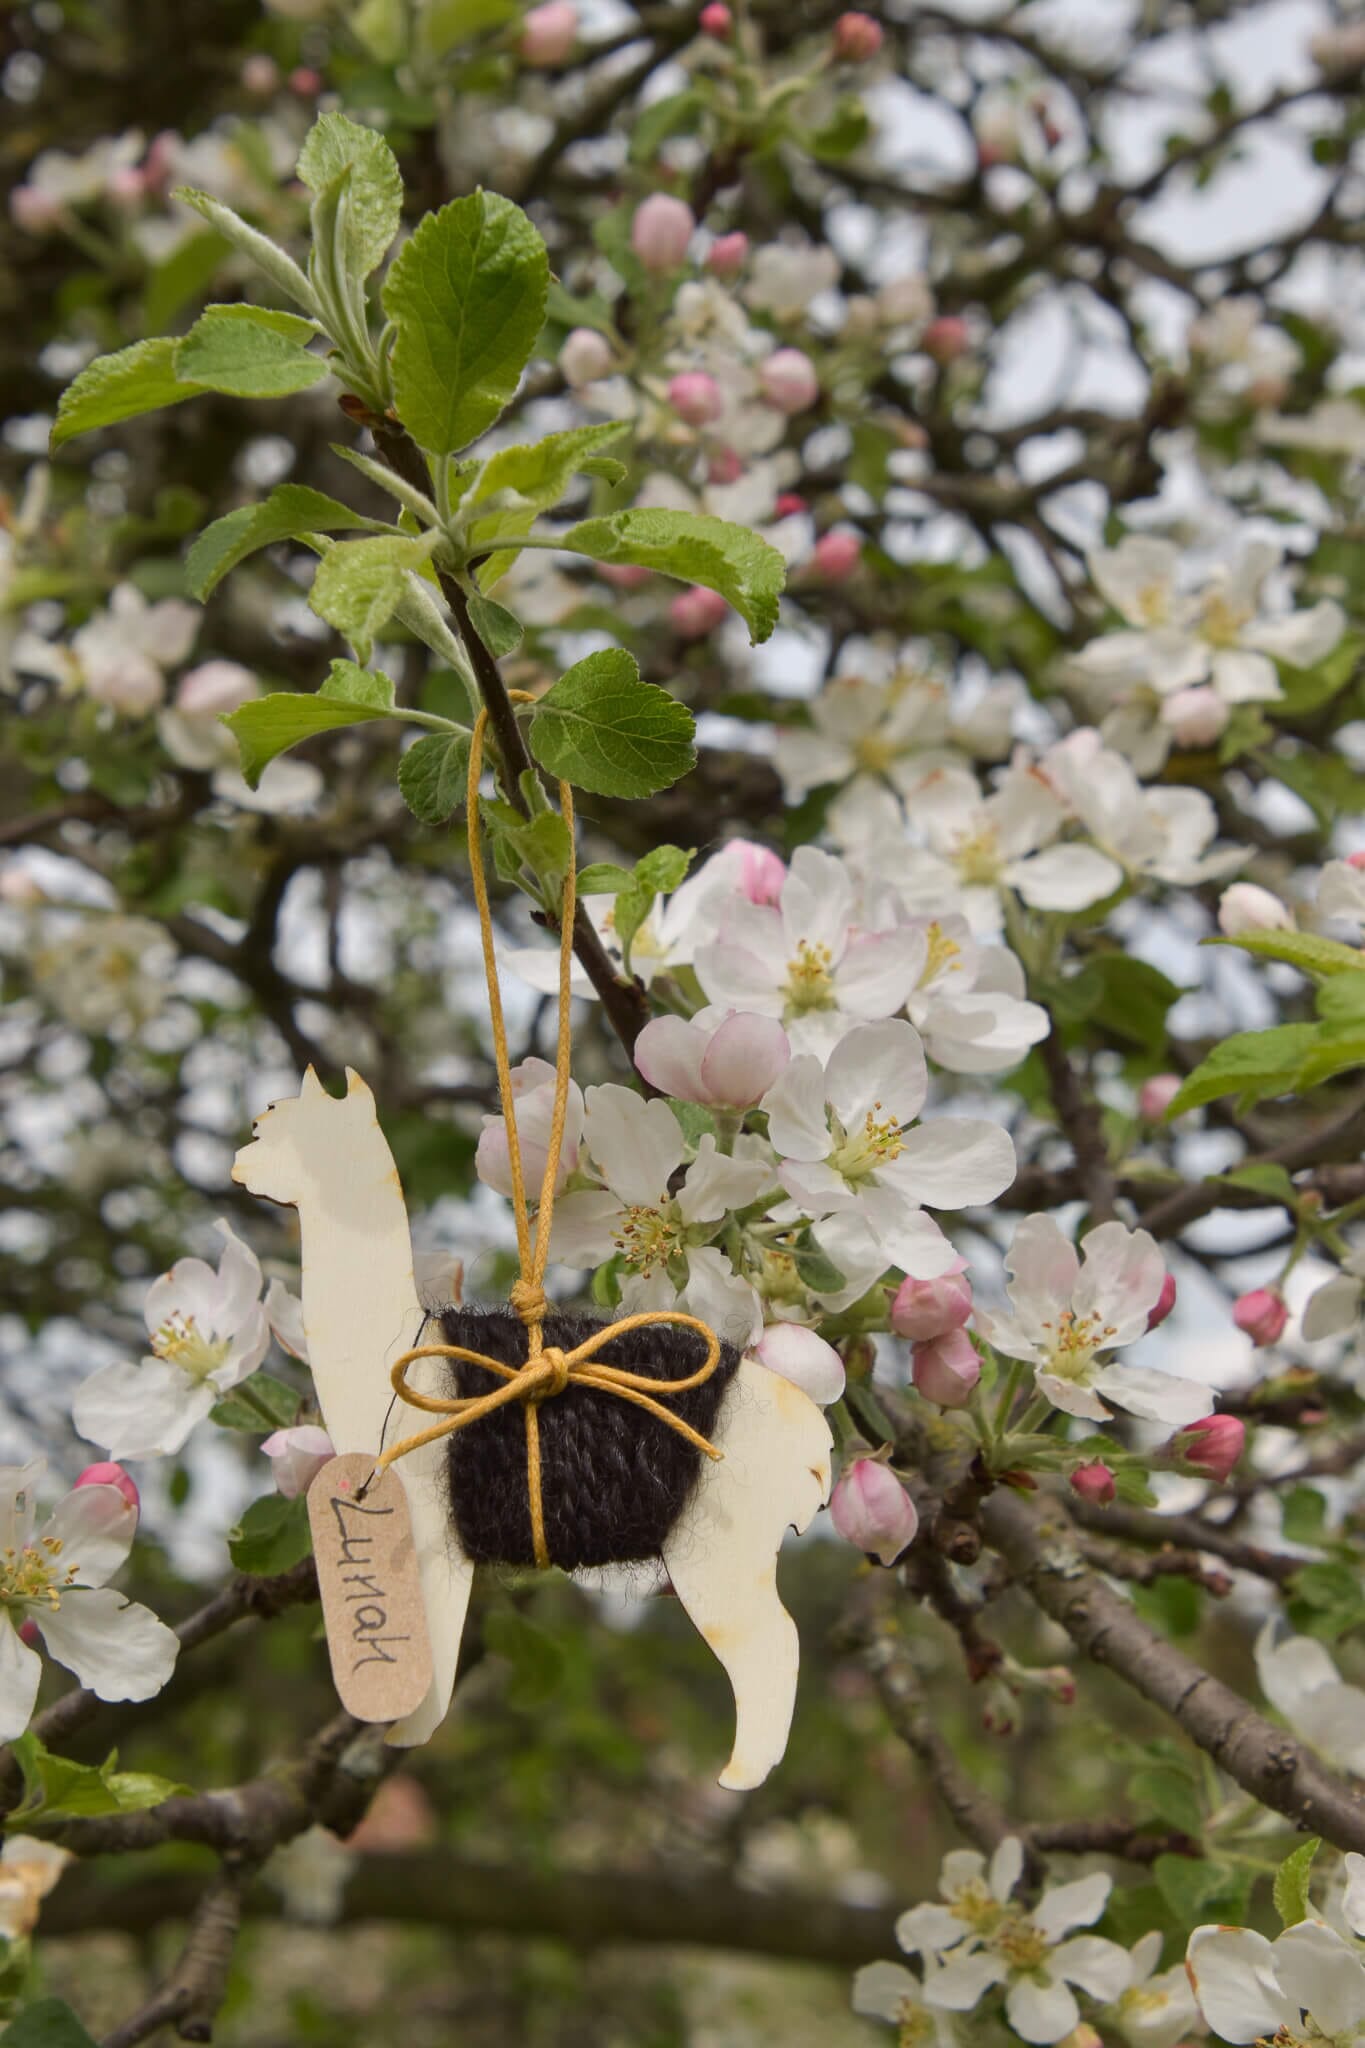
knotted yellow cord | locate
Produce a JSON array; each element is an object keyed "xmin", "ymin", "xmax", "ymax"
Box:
[{"xmin": 374, "ymin": 691, "xmax": 723, "ymax": 1569}]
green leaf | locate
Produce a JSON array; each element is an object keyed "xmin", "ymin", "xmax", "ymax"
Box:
[
  {"xmin": 424, "ymin": 0, "xmax": 517, "ymax": 54},
  {"xmin": 1165, "ymin": 1026, "xmax": 1324, "ymax": 1116},
  {"xmin": 227, "ymin": 1491, "xmax": 313, "ymax": 1575},
  {"xmin": 8, "ymin": 1734, "xmax": 185, "ymax": 1827},
  {"xmin": 175, "ymin": 188, "xmax": 316, "ymax": 312},
  {"xmin": 1, "ymin": 1999, "xmax": 99, "ymax": 2047},
  {"xmin": 556, "ymin": 509, "xmax": 785, "ymax": 643},
  {"xmin": 144, "ymin": 226, "xmax": 232, "ymax": 333},
  {"xmin": 383, "ymin": 191, "xmax": 550, "ymax": 455},
  {"xmin": 634, "ymin": 844, "xmax": 694, "ymax": 894},
  {"xmin": 1129, "ymin": 1765, "xmax": 1203, "ymax": 1835},
  {"xmin": 1317, "ymin": 972, "xmax": 1365, "ymax": 1027},
  {"xmin": 628, "ymin": 88, "xmax": 706, "ymax": 164},
  {"xmin": 575, "ymin": 863, "xmax": 635, "ymax": 897},
  {"xmin": 472, "ymin": 421, "xmax": 631, "ymax": 586},
  {"xmin": 1287, "ymin": 1560, "xmax": 1365, "ymax": 1640},
  {"xmin": 528, "ymin": 649, "xmax": 695, "ymax": 799},
  {"xmin": 209, "ymin": 1372, "xmax": 301, "ymax": 1432},
  {"xmin": 297, "ymin": 112, "xmax": 403, "ymax": 279},
  {"xmin": 51, "ymin": 338, "xmax": 202, "ymax": 450},
  {"xmin": 807, "ymin": 97, "xmax": 871, "ymax": 161},
  {"xmin": 1215, "ymin": 1163, "xmax": 1299, "ymax": 1206},
  {"xmin": 1273, "ymin": 1837, "xmax": 1321, "ymax": 1928},
  {"xmin": 398, "ymin": 730, "xmax": 473, "ymax": 823},
  {"xmin": 309, "ymin": 534, "xmax": 436, "ymax": 662},
  {"xmin": 1152, "ymin": 1854, "xmax": 1240, "ymax": 1927},
  {"xmin": 484, "ymin": 1607, "xmax": 564, "ymax": 1709},
  {"xmin": 186, "ymin": 484, "xmax": 386, "ymax": 600},
  {"xmin": 174, "ymin": 304, "xmax": 327, "ymax": 398},
  {"xmin": 1281, "ymin": 1484, "xmax": 1328, "ymax": 1545},
  {"xmin": 1209, "ymin": 929, "xmax": 1365, "ymax": 979},
  {"xmin": 1291, "ymin": 1030, "xmax": 1365, "ymax": 1091},
  {"xmin": 466, "ymin": 592, "xmax": 523, "ymax": 656},
  {"xmin": 321, "ymin": 657, "xmax": 396, "ymax": 710},
  {"xmin": 223, "ymin": 691, "xmax": 391, "ymax": 788},
  {"xmin": 482, "ymin": 798, "xmax": 573, "ymax": 888}
]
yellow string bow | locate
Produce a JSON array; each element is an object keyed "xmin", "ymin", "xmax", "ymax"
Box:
[{"xmin": 374, "ymin": 691, "xmax": 724, "ymax": 1570}]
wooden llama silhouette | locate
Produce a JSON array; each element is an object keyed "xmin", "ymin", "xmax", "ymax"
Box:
[{"xmin": 232, "ymin": 1067, "xmax": 832, "ymax": 1788}]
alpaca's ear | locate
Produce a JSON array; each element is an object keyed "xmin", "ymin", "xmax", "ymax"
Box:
[
  {"xmin": 300, "ymin": 1065, "xmax": 326, "ymax": 1100},
  {"xmin": 345, "ymin": 1067, "xmax": 374, "ymax": 1104}
]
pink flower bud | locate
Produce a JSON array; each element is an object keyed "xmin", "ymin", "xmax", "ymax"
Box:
[
  {"xmin": 752, "ymin": 1324, "xmax": 845, "ymax": 1405},
  {"xmin": 706, "ymin": 231, "xmax": 748, "ymax": 278},
  {"xmin": 912, "ymin": 1329, "xmax": 980, "ymax": 1408},
  {"xmin": 10, "ymin": 185, "xmax": 63, "ymax": 234},
  {"xmin": 734, "ymin": 839, "xmax": 785, "ymax": 904},
  {"xmin": 812, "ymin": 530, "xmax": 861, "ymax": 580},
  {"xmin": 669, "ymin": 584, "xmax": 728, "ymax": 637},
  {"xmin": 1146, "ymin": 1270, "xmax": 1177, "ymax": 1332},
  {"xmin": 1139, "ymin": 1073, "xmax": 1181, "ymax": 1122},
  {"xmin": 631, "ymin": 193, "xmax": 695, "ymax": 273},
  {"xmin": 76, "ymin": 1461, "xmax": 140, "ymax": 1513},
  {"xmin": 1218, "ymin": 883, "xmax": 1293, "ymax": 937},
  {"xmin": 699, "ymin": 2, "xmax": 732, "ymax": 35},
  {"xmin": 1347, "ymin": 850, "xmax": 1365, "ymax": 871},
  {"xmin": 833, "ymin": 10, "xmax": 882, "ymax": 60},
  {"xmin": 923, "ymin": 315, "xmax": 970, "ymax": 363},
  {"xmin": 828, "ymin": 1459, "xmax": 918, "ymax": 1565},
  {"xmin": 599, "ymin": 561, "xmax": 651, "ymax": 589},
  {"xmin": 241, "ymin": 53, "xmax": 282, "ymax": 94},
  {"xmin": 891, "ymin": 1262, "xmax": 972, "ymax": 1341},
  {"xmin": 288, "ymin": 66, "xmax": 323, "ymax": 95},
  {"xmin": 1070, "ymin": 1461, "xmax": 1116, "ymax": 1505},
  {"xmin": 558, "ymin": 326, "xmax": 615, "ymax": 386},
  {"xmin": 1233, "ymin": 1288, "xmax": 1288, "ymax": 1347},
  {"xmin": 1172, "ymin": 1414, "xmax": 1245, "ymax": 1483},
  {"xmin": 519, "ymin": 0, "xmax": 577, "ymax": 63},
  {"xmin": 758, "ymin": 347, "xmax": 819, "ymax": 415},
  {"xmin": 668, "ymin": 370, "xmax": 723, "ymax": 426},
  {"xmin": 107, "ymin": 165, "xmax": 146, "ymax": 210},
  {"xmin": 174, "ymin": 659, "xmax": 256, "ymax": 719},
  {"xmin": 635, "ymin": 1009, "xmax": 790, "ymax": 1107},
  {"xmin": 707, "ymin": 446, "xmax": 743, "ymax": 485},
  {"xmin": 1162, "ymin": 685, "xmax": 1229, "ymax": 748},
  {"xmin": 261, "ymin": 1425, "xmax": 335, "ymax": 1500},
  {"xmin": 774, "ymin": 492, "xmax": 806, "ymax": 517},
  {"xmin": 18, "ymin": 1620, "xmax": 40, "ymax": 1649}
]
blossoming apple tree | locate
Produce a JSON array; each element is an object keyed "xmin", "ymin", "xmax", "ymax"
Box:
[{"xmin": 4, "ymin": 1, "xmax": 1365, "ymax": 2041}]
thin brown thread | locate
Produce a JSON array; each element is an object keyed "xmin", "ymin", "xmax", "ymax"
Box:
[{"xmin": 375, "ymin": 694, "xmax": 723, "ymax": 1567}]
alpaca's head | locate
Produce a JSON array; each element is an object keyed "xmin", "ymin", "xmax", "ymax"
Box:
[{"xmin": 233, "ymin": 1067, "xmax": 381, "ymax": 1206}]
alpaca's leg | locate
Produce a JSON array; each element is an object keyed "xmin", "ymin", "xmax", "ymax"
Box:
[{"xmin": 661, "ymin": 1360, "xmax": 832, "ymax": 1791}]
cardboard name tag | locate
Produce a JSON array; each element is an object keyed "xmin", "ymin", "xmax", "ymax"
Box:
[{"xmin": 307, "ymin": 1453, "xmax": 433, "ymax": 1723}]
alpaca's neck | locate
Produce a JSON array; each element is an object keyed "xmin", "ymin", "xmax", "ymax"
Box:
[{"xmin": 296, "ymin": 1155, "xmax": 423, "ymax": 1455}]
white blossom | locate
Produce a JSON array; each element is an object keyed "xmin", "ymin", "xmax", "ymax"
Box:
[
  {"xmin": 1100, "ymin": 1930, "xmax": 1201, "ymax": 2048},
  {"xmin": 1254, "ymin": 1622, "xmax": 1365, "ymax": 1775},
  {"xmin": 900, "ymin": 914, "xmax": 1050, "ymax": 1074},
  {"xmin": 1187, "ymin": 1917, "xmax": 1365, "ymax": 2044}
]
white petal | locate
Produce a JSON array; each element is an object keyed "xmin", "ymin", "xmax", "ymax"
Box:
[
  {"xmin": 1274, "ymin": 1920, "xmax": 1365, "ymax": 2033},
  {"xmin": 762, "ymin": 1054, "xmax": 835, "ymax": 1161},
  {"xmin": 0, "ymin": 1614, "xmax": 42, "ymax": 1743},
  {"xmin": 1185, "ymin": 1925, "xmax": 1299, "ymax": 2043},
  {"xmin": 212, "ymin": 1219, "xmax": 265, "ymax": 1333},
  {"xmin": 1302, "ymin": 1272, "xmax": 1363, "ymax": 1341},
  {"xmin": 1031, "ymin": 1873, "xmax": 1111, "ymax": 1942},
  {"xmin": 751, "ymin": 1324, "xmax": 846, "ymax": 1405},
  {"xmin": 893, "ymin": 1118, "xmax": 1016, "ymax": 1210},
  {"xmin": 0, "ymin": 1462, "xmax": 45, "ymax": 1555},
  {"xmin": 680, "ymin": 1245, "xmax": 763, "ymax": 1349},
  {"xmin": 1052, "ymin": 1933, "xmax": 1128, "ymax": 1996},
  {"xmin": 143, "ymin": 1255, "xmax": 221, "ymax": 1340},
  {"xmin": 1343, "ymin": 1853, "xmax": 1365, "ymax": 1939},
  {"xmin": 633, "ymin": 1016, "xmax": 708, "ymax": 1100},
  {"xmin": 1090, "ymin": 538, "xmax": 1179, "ymax": 623},
  {"xmin": 824, "ymin": 1019, "xmax": 927, "ymax": 1129},
  {"xmin": 779, "ymin": 1159, "xmax": 854, "ymax": 1215},
  {"xmin": 851, "ymin": 1961, "xmax": 924, "ymax": 2023},
  {"xmin": 1035, "ymin": 1370, "xmax": 1112, "ymax": 1421},
  {"xmin": 781, "ymin": 847, "xmax": 854, "ymax": 957},
  {"xmin": 1006, "ymin": 1213, "xmax": 1080, "ymax": 1327},
  {"xmin": 895, "ymin": 1902, "xmax": 970, "ymax": 1955},
  {"xmin": 699, "ymin": 1013, "xmax": 791, "ymax": 1108},
  {"xmin": 208, "ymin": 1303, "xmax": 271, "ymax": 1391},
  {"xmin": 833, "ymin": 930, "xmax": 927, "ymax": 1021},
  {"xmin": 72, "ymin": 1357, "xmax": 216, "ymax": 1459},
  {"xmin": 990, "ymin": 1836, "xmax": 1023, "ymax": 1901},
  {"xmin": 676, "ymin": 1137, "xmax": 771, "ymax": 1224},
  {"xmin": 35, "ymin": 1588, "xmax": 178, "ymax": 1703},
  {"xmin": 1211, "ymin": 647, "xmax": 1281, "ymax": 703},
  {"xmin": 546, "ymin": 1190, "xmax": 626, "ymax": 1268},
  {"xmin": 1244, "ymin": 599, "xmax": 1344, "ymax": 669},
  {"xmin": 923, "ymin": 1952, "xmax": 1006, "ymax": 2010},
  {"xmin": 1091, "ymin": 1363, "xmax": 1214, "ymax": 1426},
  {"xmin": 1005, "ymin": 1973, "xmax": 1079, "ymax": 2045},
  {"xmin": 1009, "ymin": 845, "xmax": 1123, "ymax": 912},
  {"xmin": 1254, "ymin": 1622, "xmax": 1346, "ymax": 1719},
  {"xmin": 851, "ymin": 1194, "xmax": 958, "ymax": 1279},
  {"xmin": 42, "ymin": 1485, "xmax": 136, "ymax": 1588},
  {"xmin": 583, "ymin": 1085, "xmax": 685, "ymax": 1206},
  {"xmin": 264, "ymin": 1278, "xmax": 309, "ymax": 1363},
  {"xmin": 1073, "ymin": 1222, "xmax": 1166, "ymax": 1343}
]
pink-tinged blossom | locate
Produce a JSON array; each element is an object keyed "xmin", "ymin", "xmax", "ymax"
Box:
[
  {"xmin": 73, "ymin": 1220, "xmax": 274, "ymax": 1460},
  {"xmin": 0, "ymin": 1459, "xmax": 178, "ymax": 1741},
  {"xmin": 707, "ymin": 446, "xmax": 743, "ymax": 485},
  {"xmin": 1138, "ymin": 1073, "xmax": 1181, "ymax": 1121},
  {"xmin": 668, "ymin": 370, "xmax": 724, "ymax": 425},
  {"xmin": 519, "ymin": 0, "xmax": 577, "ymax": 63},
  {"xmin": 706, "ymin": 231, "xmax": 748, "ymax": 276},
  {"xmin": 695, "ymin": 845, "xmax": 928, "ymax": 1057},
  {"xmin": 812, "ymin": 530, "xmax": 861, "ymax": 579},
  {"xmin": 631, "ymin": 193, "xmax": 695, "ymax": 271},
  {"xmin": 262, "ymin": 1426, "xmax": 335, "ymax": 1500},
  {"xmin": 1162, "ymin": 684, "xmax": 1228, "ymax": 747},
  {"xmin": 833, "ymin": 10, "xmax": 883, "ymax": 59},
  {"xmin": 751, "ymin": 1323, "xmax": 845, "ymax": 1405},
  {"xmin": 759, "ymin": 348, "xmax": 819, "ymax": 414},
  {"xmin": 1146, "ymin": 1271, "xmax": 1177, "ymax": 1330},
  {"xmin": 599, "ymin": 561, "xmax": 651, "ymax": 589},
  {"xmin": 74, "ymin": 1463, "xmax": 139, "ymax": 1514},
  {"xmin": 1069, "ymin": 1462, "xmax": 1116, "ymax": 1505},
  {"xmin": 288, "ymin": 67, "xmax": 323, "ymax": 95},
  {"xmin": 670, "ymin": 584, "xmax": 729, "ymax": 637},
  {"xmin": 634, "ymin": 1010, "xmax": 790, "ymax": 1108},
  {"xmin": 1171, "ymin": 1414, "xmax": 1244, "ymax": 1482},
  {"xmin": 1233, "ymin": 1288, "xmax": 1287, "ymax": 1346},
  {"xmin": 912, "ymin": 1330, "xmax": 979, "ymax": 1408},
  {"xmin": 975, "ymin": 1214, "xmax": 1212, "ymax": 1426},
  {"xmin": 1218, "ymin": 882, "xmax": 1293, "ymax": 936},
  {"xmin": 476, "ymin": 1056, "xmax": 585, "ymax": 1200},
  {"xmin": 829, "ymin": 1459, "xmax": 918, "ymax": 1564},
  {"xmin": 775, "ymin": 490, "xmax": 806, "ymax": 516},
  {"xmin": 891, "ymin": 1262, "xmax": 972, "ymax": 1341},
  {"xmin": 241, "ymin": 53, "xmax": 281, "ymax": 93},
  {"xmin": 923, "ymin": 315, "xmax": 970, "ymax": 362},
  {"xmin": 558, "ymin": 327, "xmax": 615, "ymax": 386},
  {"xmin": 699, "ymin": 2, "xmax": 732, "ymax": 34},
  {"xmin": 760, "ymin": 1017, "xmax": 1015, "ymax": 1292}
]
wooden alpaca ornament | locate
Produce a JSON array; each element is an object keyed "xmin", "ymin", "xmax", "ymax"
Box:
[{"xmin": 232, "ymin": 1067, "xmax": 833, "ymax": 1789}]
